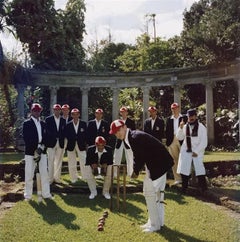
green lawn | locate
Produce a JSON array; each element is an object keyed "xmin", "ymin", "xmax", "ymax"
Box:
[
  {"xmin": 0, "ymin": 191, "xmax": 239, "ymax": 242},
  {"xmin": 0, "ymin": 151, "xmax": 239, "ymax": 164},
  {"xmin": 0, "ymin": 152, "xmax": 24, "ymax": 163},
  {"xmin": 0, "ymin": 151, "xmax": 239, "ymax": 241},
  {"xmin": 204, "ymin": 151, "xmax": 240, "ymax": 162}
]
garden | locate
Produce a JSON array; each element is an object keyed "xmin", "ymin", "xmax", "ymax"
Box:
[{"xmin": 0, "ymin": 151, "xmax": 239, "ymax": 242}]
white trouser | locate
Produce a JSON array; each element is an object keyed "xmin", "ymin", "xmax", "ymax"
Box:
[
  {"xmin": 24, "ymin": 154, "xmax": 52, "ymax": 199},
  {"xmin": 102, "ymin": 165, "xmax": 112, "ymax": 194},
  {"xmin": 47, "ymin": 140, "xmax": 64, "ymax": 183},
  {"xmin": 67, "ymin": 144, "xmax": 87, "ymax": 182},
  {"xmin": 113, "ymin": 142, "xmax": 133, "ymax": 177},
  {"xmin": 143, "ymin": 173, "xmax": 166, "ymax": 229},
  {"xmin": 86, "ymin": 165, "xmax": 112, "ymax": 195},
  {"xmin": 168, "ymin": 136, "xmax": 182, "ymax": 182}
]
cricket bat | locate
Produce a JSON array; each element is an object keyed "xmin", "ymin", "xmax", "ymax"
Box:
[
  {"xmin": 36, "ymin": 172, "xmax": 42, "ymax": 202},
  {"xmin": 34, "ymin": 148, "xmax": 43, "ymax": 203}
]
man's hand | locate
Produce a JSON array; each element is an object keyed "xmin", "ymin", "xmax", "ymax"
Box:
[
  {"xmin": 36, "ymin": 147, "xmax": 43, "ymax": 155},
  {"xmin": 179, "ymin": 120, "xmax": 185, "ymax": 129},
  {"xmin": 192, "ymin": 152, "xmax": 198, "ymax": 157},
  {"xmin": 91, "ymin": 163, "xmax": 98, "ymax": 169},
  {"xmin": 131, "ymin": 171, "xmax": 138, "ymax": 179}
]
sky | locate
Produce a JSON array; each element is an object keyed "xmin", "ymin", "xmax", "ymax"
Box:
[{"xmin": 1, "ymin": 0, "xmax": 198, "ymax": 54}]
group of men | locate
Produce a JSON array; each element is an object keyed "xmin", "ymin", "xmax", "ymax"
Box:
[{"xmin": 22, "ymin": 101, "xmax": 208, "ymax": 233}]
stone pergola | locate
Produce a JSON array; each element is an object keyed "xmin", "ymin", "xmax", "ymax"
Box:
[{"xmin": 15, "ymin": 61, "xmax": 240, "ymax": 145}]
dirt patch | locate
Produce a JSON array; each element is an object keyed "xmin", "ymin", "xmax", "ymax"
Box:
[{"xmin": 0, "ymin": 181, "xmax": 24, "ymax": 197}]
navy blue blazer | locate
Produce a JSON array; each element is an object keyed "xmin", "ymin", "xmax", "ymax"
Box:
[
  {"xmin": 45, "ymin": 115, "xmax": 66, "ymax": 148},
  {"xmin": 87, "ymin": 119, "xmax": 110, "ymax": 145},
  {"xmin": 64, "ymin": 120, "xmax": 88, "ymax": 151},
  {"xmin": 115, "ymin": 117, "xmax": 136, "ymax": 149},
  {"xmin": 128, "ymin": 130, "xmax": 174, "ymax": 180},
  {"xmin": 165, "ymin": 116, "xmax": 186, "ymax": 146},
  {"xmin": 23, "ymin": 118, "xmax": 47, "ymax": 156},
  {"xmin": 143, "ymin": 117, "xmax": 165, "ymax": 142},
  {"xmin": 85, "ymin": 145, "xmax": 113, "ymax": 166}
]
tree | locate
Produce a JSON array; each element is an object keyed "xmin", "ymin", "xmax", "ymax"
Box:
[
  {"xmin": 86, "ymin": 40, "xmax": 132, "ymax": 72},
  {"xmin": 0, "ymin": 0, "xmax": 19, "ymax": 148},
  {"xmin": 7, "ymin": 0, "xmax": 86, "ymax": 70},
  {"xmin": 116, "ymin": 34, "xmax": 181, "ymax": 72},
  {"xmin": 180, "ymin": 0, "xmax": 240, "ymax": 66}
]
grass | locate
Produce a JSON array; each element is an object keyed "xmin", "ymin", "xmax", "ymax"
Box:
[
  {"xmin": 204, "ymin": 151, "xmax": 240, "ymax": 162},
  {"xmin": 0, "ymin": 191, "xmax": 239, "ymax": 242},
  {"xmin": 0, "ymin": 152, "xmax": 239, "ymax": 241},
  {"xmin": 0, "ymin": 151, "xmax": 239, "ymax": 164},
  {"xmin": 0, "ymin": 152, "xmax": 24, "ymax": 163}
]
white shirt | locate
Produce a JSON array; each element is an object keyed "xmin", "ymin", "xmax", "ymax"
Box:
[
  {"xmin": 151, "ymin": 118, "xmax": 156, "ymax": 130},
  {"xmin": 73, "ymin": 120, "xmax": 79, "ymax": 134},
  {"xmin": 54, "ymin": 115, "xmax": 60, "ymax": 131},
  {"xmin": 31, "ymin": 116, "xmax": 42, "ymax": 143},
  {"xmin": 171, "ymin": 114, "xmax": 182, "ymax": 135},
  {"xmin": 95, "ymin": 147, "xmax": 107, "ymax": 162},
  {"xmin": 95, "ymin": 119, "xmax": 101, "ymax": 129}
]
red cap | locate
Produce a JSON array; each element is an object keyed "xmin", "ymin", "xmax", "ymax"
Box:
[
  {"xmin": 53, "ymin": 104, "xmax": 62, "ymax": 110},
  {"xmin": 120, "ymin": 107, "xmax": 128, "ymax": 112},
  {"xmin": 148, "ymin": 106, "xmax": 157, "ymax": 112},
  {"xmin": 31, "ymin": 103, "xmax": 42, "ymax": 112},
  {"xmin": 95, "ymin": 136, "xmax": 106, "ymax": 145},
  {"xmin": 95, "ymin": 108, "xmax": 103, "ymax": 113},
  {"xmin": 109, "ymin": 119, "xmax": 125, "ymax": 134},
  {"xmin": 61, "ymin": 104, "xmax": 70, "ymax": 110},
  {"xmin": 71, "ymin": 108, "xmax": 80, "ymax": 113},
  {"xmin": 171, "ymin": 103, "xmax": 179, "ymax": 109}
]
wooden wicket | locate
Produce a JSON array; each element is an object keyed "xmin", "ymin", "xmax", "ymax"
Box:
[{"xmin": 110, "ymin": 164, "xmax": 127, "ymax": 212}]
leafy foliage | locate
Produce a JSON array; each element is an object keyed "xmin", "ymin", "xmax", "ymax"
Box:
[
  {"xmin": 0, "ymin": 85, "xmax": 17, "ymax": 148},
  {"xmin": 116, "ymin": 34, "xmax": 180, "ymax": 72},
  {"xmin": 180, "ymin": 0, "xmax": 240, "ymax": 66},
  {"xmin": 86, "ymin": 41, "xmax": 132, "ymax": 72},
  {"xmin": 7, "ymin": 0, "xmax": 86, "ymax": 70}
]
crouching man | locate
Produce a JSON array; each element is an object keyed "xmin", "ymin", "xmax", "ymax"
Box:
[
  {"xmin": 85, "ymin": 136, "xmax": 113, "ymax": 199},
  {"xmin": 109, "ymin": 120, "xmax": 174, "ymax": 233}
]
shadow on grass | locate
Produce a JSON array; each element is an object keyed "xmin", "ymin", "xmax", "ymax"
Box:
[
  {"xmin": 165, "ymin": 188, "xmax": 189, "ymax": 205},
  {"xmin": 29, "ymin": 199, "xmax": 80, "ymax": 230},
  {"xmin": 211, "ymin": 187, "xmax": 240, "ymax": 201},
  {"xmin": 58, "ymin": 192, "xmax": 145, "ymax": 220},
  {"xmin": 160, "ymin": 226, "xmax": 209, "ymax": 242}
]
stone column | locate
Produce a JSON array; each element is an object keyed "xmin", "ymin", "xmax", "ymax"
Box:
[
  {"xmin": 49, "ymin": 86, "xmax": 59, "ymax": 110},
  {"xmin": 142, "ymin": 86, "xmax": 150, "ymax": 125},
  {"xmin": 205, "ymin": 80, "xmax": 215, "ymax": 144},
  {"xmin": 112, "ymin": 87, "xmax": 119, "ymax": 121},
  {"xmin": 173, "ymin": 84, "xmax": 181, "ymax": 108},
  {"xmin": 15, "ymin": 83, "xmax": 26, "ymax": 119},
  {"xmin": 80, "ymin": 87, "xmax": 90, "ymax": 122}
]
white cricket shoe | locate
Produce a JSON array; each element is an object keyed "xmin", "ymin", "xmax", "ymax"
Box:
[
  {"xmin": 142, "ymin": 226, "xmax": 160, "ymax": 233},
  {"xmin": 103, "ymin": 193, "xmax": 111, "ymax": 199},
  {"xmin": 89, "ymin": 191, "xmax": 97, "ymax": 199}
]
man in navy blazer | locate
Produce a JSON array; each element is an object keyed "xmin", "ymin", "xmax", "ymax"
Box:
[
  {"xmin": 45, "ymin": 104, "xmax": 66, "ymax": 184},
  {"xmin": 165, "ymin": 103, "xmax": 186, "ymax": 185},
  {"xmin": 87, "ymin": 108, "xmax": 110, "ymax": 146},
  {"xmin": 23, "ymin": 103, "xmax": 53, "ymax": 201},
  {"xmin": 85, "ymin": 136, "xmax": 113, "ymax": 199},
  {"xmin": 64, "ymin": 108, "xmax": 88, "ymax": 183},
  {"xmin": 144, "ymin": 106, "xmax": 164, "ymax": 142},
  {"xmin": 110, "ymin": 119, "xmax": 173, "ymax": 233},
  {"xmin": 114, "ymin": 106, "xmax": 136, "ymax": 176}
]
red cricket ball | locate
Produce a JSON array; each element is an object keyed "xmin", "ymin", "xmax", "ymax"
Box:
[
  {"xmin": 98, "ymin": 219, "xmax": 105, "ymax": 225},
  {"xmin": 98, "ymin": 225, "xmax": 104, "ymax": 231}
]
